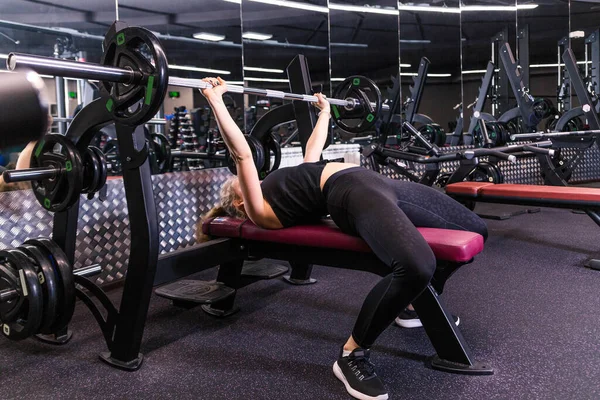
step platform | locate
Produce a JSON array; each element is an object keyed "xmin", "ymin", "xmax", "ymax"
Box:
[
  {"xmin": 155, "ymin": 280, "xmax": 235, "ymax": 307},
  {"xmin": 241, "ymin": 259, "xmax": 289, "ymax": 279}
]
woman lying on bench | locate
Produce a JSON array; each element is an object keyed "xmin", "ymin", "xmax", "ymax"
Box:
[{"xmin": 199, "ymin": 77, "xmax": 488, "ymax": 400}]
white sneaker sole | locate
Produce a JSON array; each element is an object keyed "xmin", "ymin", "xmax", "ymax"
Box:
[
  {"xmin": 394, "ymin": 315, "xmax": 460, "ymax": 328},
  {"xmin": 333, "ymin": 361, "xmax": 388, "ymax": 400}
]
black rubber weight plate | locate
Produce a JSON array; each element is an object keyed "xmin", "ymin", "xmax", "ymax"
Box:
[
  {"xmin": 0, "ymin": 262, "xmax": 23, "ymax": 323},
  {"xmin": 0, "ymin": 249, "xmax": 44, "ymax": 340},
  {"xmin": 25, "ymin": 238, "xmax": 75, "ymax": 333},
  {"xmin": 19, "ymin": 244, "xmax": 59, "ymax": 334}
]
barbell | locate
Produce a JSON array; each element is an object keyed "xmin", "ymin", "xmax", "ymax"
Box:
[{"xmin": 7, "ymin": 25, "xmax": 387, "ymax": 134}]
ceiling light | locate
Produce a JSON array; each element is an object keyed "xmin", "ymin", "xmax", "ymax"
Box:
[
  {"xmin": 170, "ymin": 65, "xmax": 231, "ymax": 74},
  {"xmin": 331, "ymin": 42, "xmax": 369, "ymax": 48},
  {"xmin": 223, "ymin": 0, "xmax": 241, "ymax": 3},
  {"xmin": 462, "ymin": 69, "xmax": 487, "ymax": 74},
  {"xmin": 329, "ymin": 3, "xmax": 399, "ymax": 15},
  {"xmin": 242, "ymin": 32, "xmax": 273, "ymax": 40},
  {"xmin": 0, "ymin": 53, "xmax": 8, "ymax": 59},
  {"xmin": 400, "ymin": 63, "xmax": 411, "ymax": 68},
  {"xmin": 397, "ymin": 5, "xmax": 460, "ymax": 14},
  {"xmin": 244, "ymin": 77, "xmax": 289, "ymax": 83},
  {"xmin": 399, "ymin": 72, "xmax": 451, "ymax": 77},
  {"xmin": 462, "ymin": 4, "xmax": 538, "ymax": 11},
  {"xmin": 248, "ymin": 0, "xmax": 328, "ymax": 13},
  {"xmin": 244, "ymin": 66, "xmax": 284, "ymax": 73},
  {"xmin": 400, "ymin": 39, "xmax": 432, "ymax": 44},
  {"xmin": 193, "ymin": 32, "xmax": 226, "ymax": 42},
  {"xmin": 570, "ymin": 30, "xmax": 585, "ymax": 39}
]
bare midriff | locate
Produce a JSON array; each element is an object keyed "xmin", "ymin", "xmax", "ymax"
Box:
[{"xmin": 319, "ymin": 162, "xmax": 360, "ymax": 190}]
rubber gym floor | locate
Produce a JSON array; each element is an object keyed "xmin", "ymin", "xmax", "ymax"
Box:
[{"xmin": 2, "ymin": 205, "xmax": 599, "ymax": 399}]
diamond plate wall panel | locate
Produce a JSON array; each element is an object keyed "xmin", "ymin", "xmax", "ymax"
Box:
[
  {"xmin": 362, "ymin": 142, "xmax": 600, "ymax": 185},
  {"xmin": 0, "ymin": 168, "xmax": 233, "ymax": 284}
]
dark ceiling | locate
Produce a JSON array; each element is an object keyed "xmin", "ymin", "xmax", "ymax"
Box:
[{"xmin": 0, "ymin": 0, "xmax": 597, "ymax": 93}]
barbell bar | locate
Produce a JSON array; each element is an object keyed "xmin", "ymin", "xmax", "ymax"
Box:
[
  {"xmin": 7, "ymin": 52, "xmax": 390, "ymax": 112},
  {"xmin": 0, "ymin": 263, "xmax": 101, "ymax": 306}
]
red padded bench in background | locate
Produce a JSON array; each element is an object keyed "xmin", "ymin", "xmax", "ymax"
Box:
[
  {"xmin": 203, "ymin": 217, "xmax": 484, "ymax": 263},
  {"xmin": 446, "ymin": 182, "xmax": 600, "ymax": 208}
]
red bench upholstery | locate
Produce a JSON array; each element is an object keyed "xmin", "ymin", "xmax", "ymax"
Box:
[
  {"xmin": 203, "ymin": 217, "xmax": 484, "ymax": 263},
  {"xmin": 446, "ymin": 182, "xmax": 600, "ymax": 204}
]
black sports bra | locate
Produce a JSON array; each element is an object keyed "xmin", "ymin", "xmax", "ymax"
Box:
[{"xmin": 260, "ymin": 160, "xmax": 330, "ymax": 227}]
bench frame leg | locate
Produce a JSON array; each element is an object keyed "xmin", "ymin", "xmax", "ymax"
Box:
[
  {"xmin": 283, "ymin": 262, "xmax": 317, "ymax": 285},
  {"xmin": 201, "ymin": 259, "xmax": 245, "ymax": 317},
  {"xmin": 412, "ymin": 285, "xmax": 493, "ymax": 375}
]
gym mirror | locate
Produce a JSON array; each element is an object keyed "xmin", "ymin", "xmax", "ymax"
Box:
[
  {"xmin": 0, "ymin": 0, "xmax": 116, "ymax": 158},
  {"xmin": 517, "ymin": 0, "xmax": 570, "ymax": 130},
  {"xmin": 329, "ymin": 0, "xmax": 399, "ymax": 144},
  {"xmin": 398, "ymin": 0, "xmax": 462, "ymax": 141},
  {"xmin": 118, "ymin": 0, "xmax": 243, "ymax": 172},
  {"xmin": 241, "ymin": 0, "xmax": 330, "ymax": 146},
  {"xmin": 570, "ymin": 0, "xmax": 600, "ymax": 110},
  {"xmin": 461, "ymin": 0, "xmax": 517, "ymax": 136}
]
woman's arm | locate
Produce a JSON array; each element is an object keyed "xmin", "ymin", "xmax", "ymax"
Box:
[
  {"xmin": 304, "ymin": 93, "xmax": 331, "ymax": 163},
  {"xmin": 202, "ymin": 78, "xmax": 266, "ymax": 224}
]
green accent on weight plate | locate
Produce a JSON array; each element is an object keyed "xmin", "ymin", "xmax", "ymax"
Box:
[
  {"xmin": 260, "ymin": 171, "xmax": 266, "ymax": 179},
  {"xmin": 65, "ymin": 161, "xmax": 72, "ymax": 172},
  {"xmin": 366, "ymin": 114, "xmax": 374, "ymax": 122},
  {"xmin": 145, "ymin": 76, "xmax": 155, "ymax": 105},
  {"xmin": 34, "ymin": 140, "xmax": 45, "ymax": 158},
  {"xmin": 106, "ymin": 98, "xmax": 114, "ymax": 112},
  {"xmin": 117, "ymin": 33, "xmax": 125, "ymax": 45},
  {"xmin": 331, "ymin": 105, "xmax": 340, "ymax": 118},
  {"xmin": 353, "ymin": 78, "xmax": 360, "ymax": 86},
  {"xmin": 44, "ymin": 198, "xmax": 51, "ymax": 209}
]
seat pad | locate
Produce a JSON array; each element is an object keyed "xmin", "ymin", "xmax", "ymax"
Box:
[
  {"xmin": 447, "ymin": 182, "xmax": 600, "ymax": 202},
  {"xmin": 203, "ymin": 217, "xmax": 484, "ymax": 262}
]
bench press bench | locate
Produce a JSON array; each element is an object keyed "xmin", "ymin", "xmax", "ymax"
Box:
[
  {"xmin": 446, "ymin": 181, "xmax": 600, "ymax": 269},
  {"xmin": 187, "ymin": 216, "xmax": 492, "ymax": 375}
]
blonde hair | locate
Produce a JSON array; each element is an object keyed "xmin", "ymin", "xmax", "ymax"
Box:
[{"xmin": 197, "ymin": 177, "xmax": 247, "ymax": 242}]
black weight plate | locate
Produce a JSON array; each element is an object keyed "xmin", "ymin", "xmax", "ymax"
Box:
[
  {"xmin": 30, "ymin": 134, "xmax": 84, "ymax": 212},
  {"xmin": 89, "ymin": 146, "xmax": 108, "ymax": 193},
  {"xmin": 264, "ymin": 134, "xmax": 281, "ymax": 177},
  {"xmin": 226, "ymin": 135, "xmax": 266, "ymax": 177},
  {"xmin": 0, "ymin": 262, "xmax": 23, "ymax": 323},
  {"xmin": 331, "ymin": 75, "xmax": 382, "ymax": 135},
  {"xmin": 18, "ymin": 244, "xmax": 59, "ymax": 334},
  {"xmin": 101, "ymin": 27, "xmax": 169, "ymax": 126},
  {"xmin": 151, "ymin": 133, "xmax": 172, "ymax": 173},
  {"xmin": 102, "ymin": 139, "xmax": 122, "ymax": 175},
  {"xmin": 81, "ymin": 147, "xmax": 101, "ymax": 194},
  {"xmin": 467, "ymin": 162, "xmax": 504, "ymax": 184},
  {"xmin": 0, "ymin": 249, "xmax": 43, "ymax": 340},
  {"xmin": 25, "ymin": 238, "xmax": 75, "ymax": 333}
]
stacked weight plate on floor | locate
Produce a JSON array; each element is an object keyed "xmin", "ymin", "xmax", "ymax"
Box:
[{"xmin": 0, "ymin": 238, "xmax": 75, "ymax": 340}]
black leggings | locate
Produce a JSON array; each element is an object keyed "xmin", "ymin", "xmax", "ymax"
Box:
[{"xmin": 323, "ymin": 168, "xmax": 488, "ymax": 348}]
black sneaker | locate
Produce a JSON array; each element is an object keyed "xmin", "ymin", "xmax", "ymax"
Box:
[
  {"xmin": 394, "ymin": 308, "xmax": 460, "ymax": 328},
  {"xmin": 333, "ymin": 348, "xmax": 388, "ymax": 400}
]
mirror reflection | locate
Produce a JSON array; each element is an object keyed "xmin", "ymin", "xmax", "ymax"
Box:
[
  {"xmin": 399, "ymin": 0, "xmax": 462, "ymax": 145},
  {"xmin": 461, "ymin": 0, "xmax": 520, "ymax": 144},
  {"xmin": 570, "ymin": 0, "xmax": 600, "ymax": 113},
  {"xmin": 117, "ymin": 0, "xmax": 243, "ymax": 172},
  {"xmin": 329, "ymin": 0, "xmax": 399, "ymax": 143},
  {"xmin": 516, "ymin": 0, "xmax": 570, "ymax": 132},
  {"xmin": 0, "ymin": 0, "xmax": 115, "ymax": 188},
  {"xmin": 242, "ymin": 0, "xmax": 329, "ymax": 147}
]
